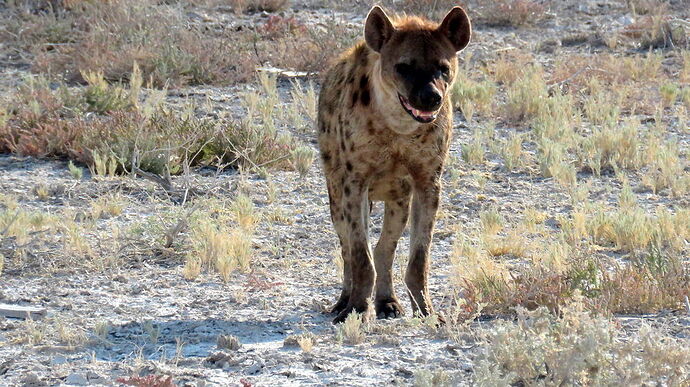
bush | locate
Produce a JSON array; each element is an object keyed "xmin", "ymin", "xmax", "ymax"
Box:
[
  {"xmin": 0, "ymin": 1, "xmax": 357, "ymax": 87},
  {"xmin": 0, "ymin": 73, "xmax": 298, "ymax": 175},
  {"xmin": 476, "ymin": 297, "xmax": 690, "ymax": 385}
]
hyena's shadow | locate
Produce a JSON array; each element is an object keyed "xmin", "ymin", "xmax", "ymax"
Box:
[{"xmin": 91, "ymin": 311, "xmax": 334, "ymax": 362}]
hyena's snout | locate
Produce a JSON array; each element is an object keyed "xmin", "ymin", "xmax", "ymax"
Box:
[
  {"xmin": 413, "ymin": 84, "xmax": 443, "ymax": 112},
  {"xmin": 399, "ymin": 83, "xmax": 444, "ymax": 123}
]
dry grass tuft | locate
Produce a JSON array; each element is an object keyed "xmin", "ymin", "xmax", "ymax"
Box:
[
  {"xmin": 600, "ymin": 252, "xmax": 689, "ymax": 313},
  {"xmin": 578, "ymin": 118, "xmax": 642, "ymax": 175},
  {"xmin": 336, "ymin": 312, "xmax": 365, "ymax": 345},
  {"xmin": 0, "ymin": 72, "xmax": 304, "ymax": 175},
  {"xmin": 182, "ymin": 203, "xmax": 257, "ymax": 282},
  {"xmin": 476, "ymin": 296, "xmax": 690, "ymax": 385},
  {"xmin": 217, "ymin": 334, "xmax": 242, "ymax": 350},
  {"xmin": 451, "ymin": 74, "xmax": 496, "ymax": 121},
  {"xmin": 185, "ymin": 218, "xmax": 253, "ymax": 282},
  {"xmin": 2, "ymin": 0, "xmax": 252, "ymax": 86},
  {"xmin": 291, "ymin": 145, "xmax": 316, "ymax": 178},
  {"xmin": 454, "ymin": 200, "xmax": 689, "ymax": 316},
  {"xmin": 413, "ymin": 368, "xmax": 451, "ymax": 387},
  {"xmin": 620, "ymin": 7, "xmax": 689, "ymax": 49},
  {"xmin": 284, "ymin": 332, "xmax": 315, "ymax": 352},
  {"xmin": 502, "ymin": 65, "xmax": 547, "ymax": 123},
  {"xmin": 482, "ymin": 230, "xmax": 528, "ymax": 258},
  {"xmin": 479, "ymin": 0, "xmax": 546, "ymax": 27},
  {"xmin": 479, "ymin": 207, "xmax": 503, "ymax": 235}
]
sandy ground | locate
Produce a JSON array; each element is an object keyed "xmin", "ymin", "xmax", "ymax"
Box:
[{"xmin": 1, "ymin": 0, "xmax": 689, "ymax": 386}]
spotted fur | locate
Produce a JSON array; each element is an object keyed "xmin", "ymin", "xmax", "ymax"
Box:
[{"xmin": 317, "ymin": 6, "xmax": 471, "ymax": 323}]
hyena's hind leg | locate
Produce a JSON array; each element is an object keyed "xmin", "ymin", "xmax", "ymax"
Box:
[
  {"xmin": 327, "ymin": 182, "xmax": 352, "ymax": 314},
  {"xmin": 373, "ymin": 193, "xmax": 411, "ymax": 318}
]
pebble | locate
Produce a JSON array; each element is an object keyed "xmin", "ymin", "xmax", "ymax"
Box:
[
  {"xmin": 65, "ymin": 373, "xmax": 89, "ymax": 385},
  {"xmin": 21, "ymin": 372, "xmax": 47, "ymax": 387},
  {"xmin": 86, "ymin": 370, "xmax": 103, "ymax": 381},
  {"xmin": 246, "ymin": 358, "xmax": 265, "ymax": 374},
  {"xmin": 50, "ymin": 355, "xmax": 67, "ymax": 365},
  {"xmin": 617, "ymin": 15, "xmax": 635, "ymax": 26}
]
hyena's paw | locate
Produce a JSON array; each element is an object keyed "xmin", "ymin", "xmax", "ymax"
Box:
[
  {"xmin": 332, "ymin": 302, "xmax": 372, "ymax": 324},
  {"xmin": 375, "ymin": 298, "xmax": 404, "ymax": 319},
  {"xmin": 329, "ymin": 293, "xmax": 350, "ymax": 315}
]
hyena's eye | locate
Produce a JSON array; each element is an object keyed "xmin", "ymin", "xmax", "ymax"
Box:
[
  {"xmin": 438, "ymin": 64, "xmax": 450, "ymax": 75},
  {"xmin": 395, "ymin": 63, "xmax": 412, "ymax": 76}
]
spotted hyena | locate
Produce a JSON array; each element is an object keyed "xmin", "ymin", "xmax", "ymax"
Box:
[{"xmin": 317, "ymin": 6, "xmax": 471, "ymax": 323}]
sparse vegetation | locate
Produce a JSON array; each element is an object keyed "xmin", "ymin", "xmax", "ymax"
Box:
[
  {"xmin": 476, "ymin": 297, "xmax": 690, "ymax": 386},
  {"xmin": 336, "ymin": 312, "xmax": 365, "ymax": 345},
  {"xmin": 0, "ymin": 0, "xmax": 688, "ymax": 385},
  {"xmin": 478, "ymin": 0, "xmax": 546, "ymax": 27}
]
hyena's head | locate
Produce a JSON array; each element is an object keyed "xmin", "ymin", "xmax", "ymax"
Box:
[{"xmin": 365, "ymin": 6, "xmax": 471, "ymax": 124}]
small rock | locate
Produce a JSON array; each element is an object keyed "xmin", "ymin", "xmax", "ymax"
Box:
[
  {"xmin": 205, "ymin": 351, "xmax": 242, "ymax": 369},
  {"xmin": 0, "ymin": 359, "xmax": 14, "ymax": 375},
  {"xmin": 65, "ymin": 373, "xmax": 88, "ymax": 386},
  {"xmin": 537, "ymin": 39, "xmax": 561, "ymax": 54},
  {"xmin": 113, "ymin": 274, "xmax": 128, "ymax": 283},
  {"xmin": 618, "ymin": 15, "xmax": 635, "ymax": 26},
  {"xmin": 129, "ymin": 284, "xmax": 145, "ymax": 295},
  {"xmin": 216, "ymin": 5, "xmax": 233, "ymax": 13},
  {"xmin": 21, "ymin": 372, "xmax": 47, "ymax": 387},
  {"xmin": 577, "ymin": 3, "xmax": 591, "ymax": 13},
  {"xmin": 50, "ymin": 355, "xmax": 67, "ymax": 365},
  {"xmin": 246, "ymin": 359, "xmax": 265, "ymax": 375}
]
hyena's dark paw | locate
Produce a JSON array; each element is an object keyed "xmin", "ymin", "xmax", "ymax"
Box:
[
  {"xmin": 329, "ymin": 294, "xmax": 350, "ymax": 315},
  {"xmin": 332, "ymin": 303, "xmax": 371, "ymax": 324},
  {"xmin": 375, "ymin": 298, "xmax": 404, "ymax": 319}
]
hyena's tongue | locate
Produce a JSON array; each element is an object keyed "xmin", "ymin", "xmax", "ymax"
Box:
[
  {"xmin": 412, "ymin": 109, "xmax": 435, "ymax": 119},
  {"xmin": 403, "ymin": 98, "xmax": 435, "ymax": 119}
]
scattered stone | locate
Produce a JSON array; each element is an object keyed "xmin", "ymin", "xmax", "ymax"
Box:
[
  {"xmin": 246, "ymin": 358, "xmax": 265, "ymax": 375},
  {"xmin": 537, "ymin": 38, "xmax": 561, "ymax": 54},
  {"xmin": 21, "ymin": 372, "xmax": 47, "ymax": 387},
  {"xmin": 283, "ymin": 335, "xmax": 301, "ymax": 347},
  {"xmin": 617, "ymin": 15, "xmax": 635, "ymax": 26},
  {"xmin": 129, "ymin": 284, "xmax": 146, "ymax": 295},
  {"xmin": 0, "ymin": 304, "xmax": 46, "ymax": 320},
  {"xmin": 561, "ymin": 32, "xmax": 590, "ymax": 46},
  {"xmin": 246, "ymin": 362, "xmax": 264, "ymax": 375},
  {"xmin": 65, "ymin": 373, "xmax": 89, "ymax": 386},
  {"xmin": 50, "ymin": 355, "xmax": 68, "ymax": 366},
  {"xmin": 0, "ymin": 359, "xmax": 13, "ymax": 375},
  {"xmin": 86, "ymin": 370, "xmax": 104, "ymax": 381},
  {"xmin": 113, "ymin": 274, "xmax": 128, "ymax": 283},
  {"xmin": 204, "ymin": 352, "xmax": 244, "ymax": 369}
]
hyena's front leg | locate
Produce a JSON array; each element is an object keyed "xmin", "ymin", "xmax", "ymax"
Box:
[
  {"xmin": 331, "ymin": 232, "xmax": 352, "ymax": 314},
  {"xmin": 327, "ymin": 182, "xmax": 352, "ymax": 314},
  {"xmin": 405, "ymin": 180, "xmax": 441, "ymax": 317},
  {"xmin": 374, "ymin": 196, "xmax": 410, "ymax": 318},
  {"xmin": 333, "ymin": 178, "xmax": 376, "ymax": 324}
]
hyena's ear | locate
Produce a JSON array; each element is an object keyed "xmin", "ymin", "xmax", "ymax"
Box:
[
  {"xmin": 438, "ymin": 7, "xmax": 471, "ymax": 52},
  {"xmin": 365, "ymin": 6, "xmax": 395, "ymax": 53}
]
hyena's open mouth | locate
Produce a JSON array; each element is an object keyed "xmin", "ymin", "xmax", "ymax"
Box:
[{"xmin": 398, "ymin": 93, "xmax": 438, "ymax": 123}]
